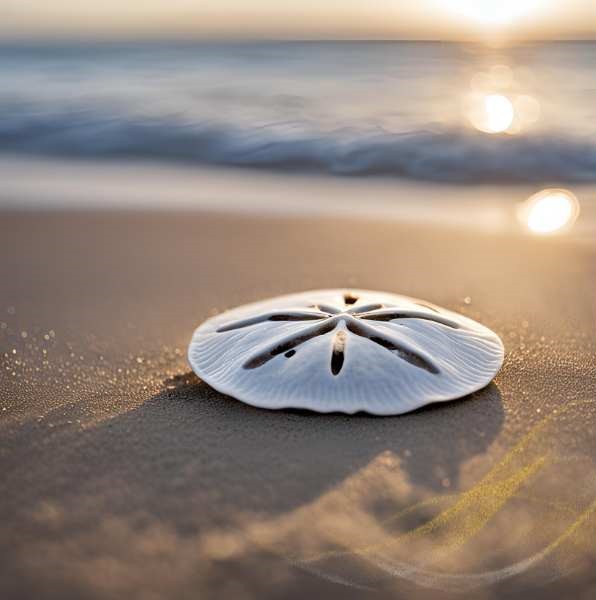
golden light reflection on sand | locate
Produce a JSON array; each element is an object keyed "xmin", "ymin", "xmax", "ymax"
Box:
[
  {"xmin": 199, "ymin": 400, "xmax": 596, "ymax": 593},
  {"xmin": 520, "ymin": 188, "xmax": 580, "ymax": 235}
]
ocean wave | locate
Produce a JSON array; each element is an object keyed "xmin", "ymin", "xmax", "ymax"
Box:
[{"xmin": 2, "ymin": 105, "xmax": 596, "ymax": 183}]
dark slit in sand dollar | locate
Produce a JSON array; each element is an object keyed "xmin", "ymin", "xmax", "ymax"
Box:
[{"xmin": 187, "ymin": 289, "xmax": 504, "ymax": 415}]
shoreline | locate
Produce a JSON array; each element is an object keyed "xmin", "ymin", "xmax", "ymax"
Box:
[{"xmin": 2, "ymin": 155, "xmax": 596, "ymax": 241}]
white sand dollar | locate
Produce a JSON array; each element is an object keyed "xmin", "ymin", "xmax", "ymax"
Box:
[{"xmin": 188, "ymin": 289, "xmax": 504, "ymax": 415}]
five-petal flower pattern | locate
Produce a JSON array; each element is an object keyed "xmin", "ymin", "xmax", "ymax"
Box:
[{"xmin": 188, "ymin": 289, "xmax": 504, "ymax": 415}]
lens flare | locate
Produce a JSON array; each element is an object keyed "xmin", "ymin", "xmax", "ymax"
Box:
[
  {"xmin": 519, "ymin": 189, "xmax": 580, "ymax": 235},
  {"xmin": 468, "ymin": 94, "xmax": 514, "ymax": 134},
  {"xmin": 484, "ymin": 94, "xmax": 514, "ymax": 133}
]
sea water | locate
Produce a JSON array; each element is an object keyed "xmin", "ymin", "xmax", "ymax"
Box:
[{"xmin": 1, "ymin": 40, "xmax": 595, "ymax": 184}]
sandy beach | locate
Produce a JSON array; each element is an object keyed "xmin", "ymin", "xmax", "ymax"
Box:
[
  {"xmin": 3, "ymin": 13, "xmax": 596, "ymax": 597},
  {"xmin": 1, "ymin": 205, "xmax": 595, "ymax": 599}
]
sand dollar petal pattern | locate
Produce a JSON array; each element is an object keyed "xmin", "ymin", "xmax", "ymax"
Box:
[{"xmin": 188, "ymin": 289, "xmax": 504, "ymax": 415}]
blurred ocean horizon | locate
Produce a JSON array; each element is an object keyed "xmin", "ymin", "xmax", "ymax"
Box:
[{"xmin": 1, "ymin": 40, "xmax": 596, "ymax": 184}]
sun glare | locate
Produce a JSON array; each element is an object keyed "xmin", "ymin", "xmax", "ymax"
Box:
[
  {"xmin": 466, "ymin": 66, "xmax": 541, "ymax": 135},
  {"xmin": 468, "ymin": 93, "xmax": 514, "ymax": 134},
  {"xmin": 484, "ymin": 94, "xmax": 514, "ymax": 133},
  {"xmin": 520, "ymin": 189, "xmax": 579, "ymax": 235},
  {"xmin": 447, "ymin": 0, "xmax": 541, "ymax": 24}
]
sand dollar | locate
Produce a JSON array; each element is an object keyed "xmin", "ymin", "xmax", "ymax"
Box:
[{"xmin": 188, "ymin": 289, "xmax": 504, "ymax": 415}]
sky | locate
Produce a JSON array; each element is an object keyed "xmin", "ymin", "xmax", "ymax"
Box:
[{"xmin": 1, "ymin": 0, "xmax": 595, "ymax": 41}]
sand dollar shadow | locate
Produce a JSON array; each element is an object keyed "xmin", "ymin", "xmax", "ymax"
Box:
[{"xmin": 144, "ymin": 372, "xmax": 504, "ymax": 515}]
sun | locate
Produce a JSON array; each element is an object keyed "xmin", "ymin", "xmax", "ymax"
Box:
[{"xmin": 446, "ymin": 0, "xmax": 541, "ymax": 24}]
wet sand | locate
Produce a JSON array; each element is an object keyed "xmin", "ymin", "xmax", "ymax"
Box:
[{"xmin": 1, "ymin": 210, "xmax": 596, "ymax": 599}]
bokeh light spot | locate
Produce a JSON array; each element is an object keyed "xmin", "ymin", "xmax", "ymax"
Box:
[
  {"xmin": 520, "ymin": 189, "xmax": 580, "ymax": 235},
  {"xmin": 468, "ymin": 93, "xmax": 515, "ymax": 134},
  {"xmin": 484, "ymin": 94, "xmax": 514, "ymax": 133}
]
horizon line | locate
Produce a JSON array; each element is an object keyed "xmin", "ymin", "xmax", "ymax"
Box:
[{"xmin": 0, "ymin": 36, "xmax": 595, "ymax": 45}]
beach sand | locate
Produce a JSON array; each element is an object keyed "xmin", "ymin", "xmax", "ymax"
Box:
[{"xmin": 1, "ymin": 209, "xmax": 596, "ymax": 599}]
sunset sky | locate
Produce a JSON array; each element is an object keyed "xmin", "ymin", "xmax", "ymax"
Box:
[{"xmin": 1, "ymin": 0, "xmax": 595, "ymax": 40}]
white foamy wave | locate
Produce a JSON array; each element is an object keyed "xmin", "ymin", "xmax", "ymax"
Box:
[{"xmin": 2, "ymin": 106, "xmax": 596, "ymax": 183}]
